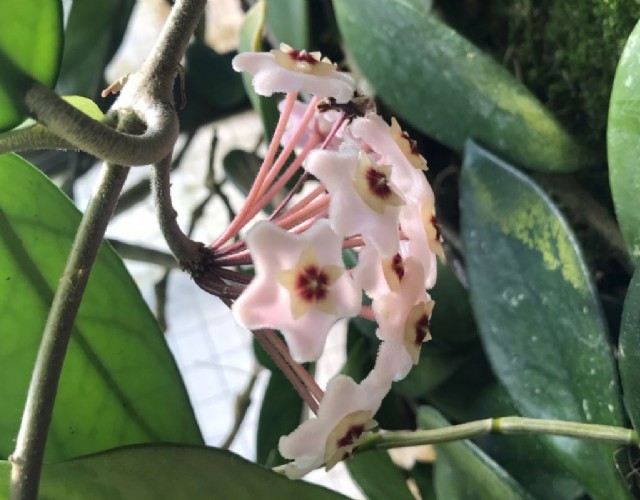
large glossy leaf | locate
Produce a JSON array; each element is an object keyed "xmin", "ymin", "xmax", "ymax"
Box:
[
  {"xmin": 0, "ymin": 154, "xmax": 202, "ymax": 461},
  {"xmin": 460, "ymin": 141, "xmax": 628, "ymax": 499},
  {"xmin": 239, "ymin": 2, "xmax": 279, "ymax": 141},
  {"xmin": 418, "ymin": 407, "xmax": 533, "ymax": 500},
  {"xmin": 608, "ymin": 18, "xmax": 640, "ymax": 261},
  {"xmin": 0, "ymin": 0, "xmax": 63, "ymax": 131},
  {"xmin": 346, "ymin": 450, "xmax": 413, "ymax": 500},
  {"xmin": 57, "ymin": 0, "xmax": 135, "ymax": 97},
  {"xmin": 266, "ymin": 0, "xmax": 310, "ymax": 49},
  {"xmin": 332, "ymin": 0, "xmax": 595, "ymax": 172},
  {"xmin": 619, "ymin": 270, "xmax": 640, "ymax": 430},
  {"xmin": 0, "ymin": 445, "xmax": 348, "ymax": 499}
]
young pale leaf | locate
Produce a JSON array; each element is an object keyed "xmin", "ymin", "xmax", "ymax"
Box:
[
  {"xmin": 618, "ymin": 270, "xmax": 640, "ymax": 431},
  {"xmin": 0, "ymin": 0, "xmax": 63, "ymax": 131},
  {"xmin": 460, "ymin": 141, "xmax": 629, "ymax": 499},
  {"xmin": 608, "ymin": 18, "xmax": 640, "ymax": 262},
  {"xmin": 346, "ymin": 450, "xmax": 414, "ymax": 500},
  {"xmin": 0, "ymin": 445, "xmax": 348, "ymax": 499},
  {"xmin": 332, "ymin": 0, "xmax": 595, "ymax": 172},
  {"xmin": 418, "ymin": 407, "xmax": 533, "ymax": 500},
  {"xmin": 239, "ymin": 1, "xmax": 279, "ymax": 141},
  {"xmin": 0, "ymin": 154, "xmax": 202, "ymax": 461}
]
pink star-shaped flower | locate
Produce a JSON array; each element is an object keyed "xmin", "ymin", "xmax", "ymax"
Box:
[
  {"xmin": 232, "ymin": 44, "xmax": 355, "ymax": 103},
  {"xmin": 232, "ymin": 220, "xmax": 360, "ymax": 363},
  {"xmin": 350, "ymin": 114, "xmax": 432, "ymax": 202},
  {"xmin": 305, "ymin": 148, "xmax": 404, "ymax": 258},
  {"xmin": 278, "ymin": 374, "xmax": 389, "ymax": 478},
  {"xmin": 373, "ymin": 258, "xmax": 435, "ymax": 364}
]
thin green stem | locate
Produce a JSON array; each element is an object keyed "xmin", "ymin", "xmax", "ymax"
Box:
[
  {"xmin": 360, "ymin": 416, "xmax": 639, "ymax": 453},
  {"xmin": 9, "ymin": 163, "xmax": 130, "ymax": 500}
]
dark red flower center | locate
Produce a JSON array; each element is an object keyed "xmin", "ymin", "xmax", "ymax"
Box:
[
  {"xmin": 366, "ymin": 167, "xmax": 393, "ymax": 199},
  {"xmin": 391, "ymin": 253, "xmax": 405, "ymax": 281},
  {"xmin": 296, "ymin": 265, "xmax": 329, "ymax": 302},
  {"xmin": 431, "ymin": 214, "xmax": 442, "ymax": 241},
  {"xmin": 288, "ymin": 49, "xmax": 318, "ymax": 65},
  {"xmin": 413, "ymin": 313, "xmax": 431, "ymax": 346},
  {"xmin": 336, "ymin": 424, "xmax": 366, "ymax": 448}
]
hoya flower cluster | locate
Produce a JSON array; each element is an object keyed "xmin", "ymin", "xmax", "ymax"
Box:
[{"xmin": 214, "ymin": 44, "xmax": 444, "ymax": 478}]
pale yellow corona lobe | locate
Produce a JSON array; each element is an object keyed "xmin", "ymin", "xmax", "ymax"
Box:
[{"xmin": 390, "ymin": 117, "xmax": 428, "ymax": 171}]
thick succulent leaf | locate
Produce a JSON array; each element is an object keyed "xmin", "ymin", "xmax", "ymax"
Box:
[
  {"xmin": 418, "ymin": 407, "xmax": 533, "ymax": 500},
  {"xmin": 619, "ymin": 270, "xmax": 640, "ymax": 430},
  {"xmin": 266, "ymin": 0, "xmax": 310, "ymax": 49},
  {"xmin": 57, "ymin": 0, "xmax": 135, "ymax": 97},
  {"xmin": 0, "ymin": 154, "xmax": 202, "ymax": 461},
  {"xmin": 460, "ymin": 141, "xmax": 628, "ymax": 499},
  {"xmin": 608, "ymin": 18, "xmax": 640, "ymax": 261},
  {"xmin": 333, "ymin": 0, "xmax": 595, "ymax": 172},
  {"xmin": 239, "ymin": 2, "xmax": 279, "ymax": 141},
  {"xmin": 0, "ymin": 445, "xmax": 348, "ymax": 499},
  {"xmin": 0, "ymin": 0, "xmax": 63, "ymax": 131},
  {"xmin": 346, "ymin": 450, "xmax": 414, "ymax": 500}
]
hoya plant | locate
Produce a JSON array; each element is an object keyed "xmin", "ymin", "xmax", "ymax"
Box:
[{"xmin": 1, "ymin": 0, "xmax": 640, "ymax": 499}]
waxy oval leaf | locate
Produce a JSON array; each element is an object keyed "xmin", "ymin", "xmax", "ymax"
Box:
[
  {"xmin": 460, "ymin": 141, "xmax": 629, "ymax": 499},
  {"xmin": 0, "ymin": 445, "xmax": 348, "ymax": 499},
  {"xmin": 608, "ymin": 18, "xmax": 640, "ymax": 261},
  {"xmin": 333, "ymin": 0, "xmax": 594, "ymax": 172},
  {"xmin": 0, "ymin": 0, "xmax": 63, "ymax": 131},
  {"xmin": 0, "ymin": 154, "xmax": 202, "ymax": 461},
  {"xmin": 618, "ymin": 270, "xmax": 640, "ymax": 431}
]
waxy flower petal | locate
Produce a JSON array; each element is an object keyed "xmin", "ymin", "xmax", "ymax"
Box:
[
  {"xmin": 232, "ymin": 44, "xmax": 355, "ymax": 103},
  {"xmin": 279, "ymin": 374, "xmax": 387, "ymax": 478},
  {"xmin": 232, "ymin": 220, "xmax": 360, "ymax": 362},
  {"xmin": 373, "ymin": 258, "xmax": 434, "ymax": 364},
  {"xmin": 305, "ymin": 149, "xmax": 403, "ymax": 258},
  {"xmin": 350, "ymin": 114, "xmax": 432, "ymax": 202}
]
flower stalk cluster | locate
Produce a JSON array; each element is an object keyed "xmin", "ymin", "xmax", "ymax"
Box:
[{"xmin": 202, "ymin": 44, "xmax": 444, "ymax": 478}]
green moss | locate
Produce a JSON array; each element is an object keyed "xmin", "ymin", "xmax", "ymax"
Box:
[{"xmin": 437, "ymin": 0, "xmax": 640, "ymax": 148}]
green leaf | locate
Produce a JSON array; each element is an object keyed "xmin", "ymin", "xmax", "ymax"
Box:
[
  {"xmin": 346, "ymin": 450, "xmax": 414, "ymax": 500},
  {"xmin": 459, "ymin": 141, "xmax": 628, "ymax": 499},
  {"xmin": 608, "ymin": 18, "xmax": 640, "ymax": 261},
  {"xmin": 0, "ymin": 445, "xmax": 349, "ymax": 499},
  {"xmin": 0, "ymin": 0, "xmax": 63, "ymax": 132},
  {"xmin": 618, "ymin": 269, "xmax": 640, "ymax": 431},
  {"xmin": 0, "ymin": 153, "xmax": 202, "ymax": 461},
  {"xmin": 332, "ymin": 0, "xmax": 595, "ymax": 172},
  {"xmin": 266, "ymin": 0, "xmax": 310, "ymax": 49},
  {"xmin": 56, "ymin": 0, "xmax": 135, "ymax": 97},
  {"xmin": 239, "ymin": 2, "xmax": 279, "ymax": 141},
  {"xmin": 257, "ymin": 369, "xmax": 304, "ymax": 467},
  {"xmin": 418, "ymin": 407, "xmax": 533, "ymax": 500}
]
